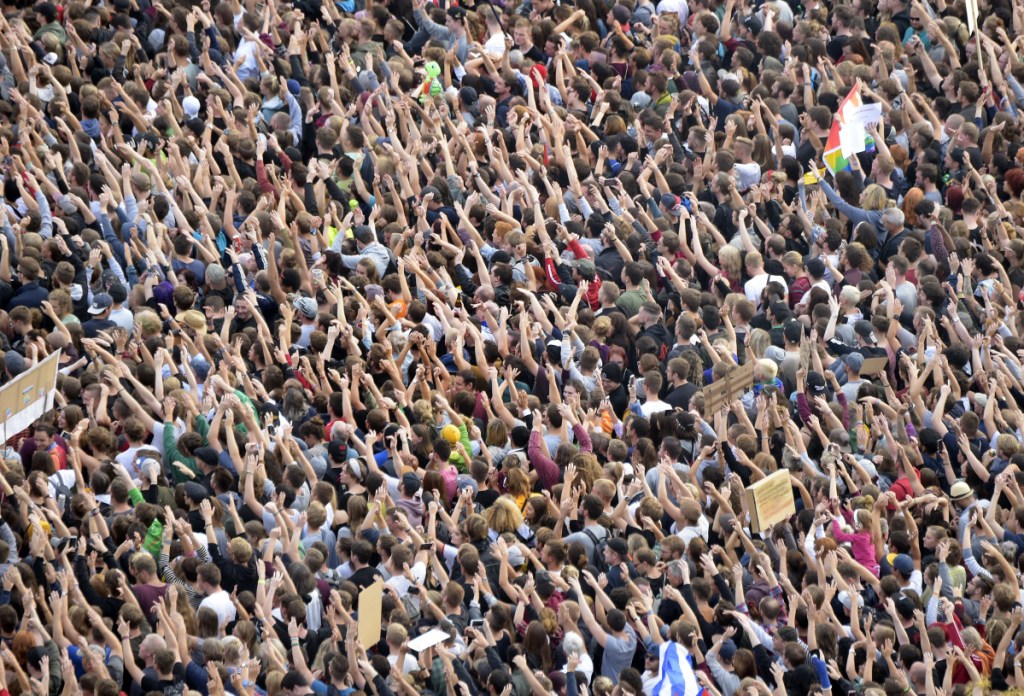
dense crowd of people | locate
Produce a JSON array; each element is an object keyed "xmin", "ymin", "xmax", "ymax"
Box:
[{"xmin": 2, "ymin": 0, "xmax": 1024, "ymax": 694}]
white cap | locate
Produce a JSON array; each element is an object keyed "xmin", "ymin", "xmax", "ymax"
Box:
[{"xmin": 183, "ymin": 96, "xmax": 201, "ymax": 118}]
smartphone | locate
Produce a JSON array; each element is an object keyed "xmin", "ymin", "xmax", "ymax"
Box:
[
  {"xmin": 420, "ymin": 543, "xmax": 432, "ymax": 550},
  {"xmin": 409, "ymin": 586, "xmax": 420, "ymax": 595},
  {"xmin": 470, "ymin": 619, "xmax": 484, "ymax": 628}
]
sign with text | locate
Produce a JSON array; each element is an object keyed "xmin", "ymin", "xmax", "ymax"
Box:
[
  {"xmin": 702, "ymin": 361, "xmax": 755, "ymax": 419},
  {"xmin": 0, "ymin": 350, "xmax": 60, "ymax": 443},
  {"xmin": 744, "ymin": 469, "xmax": 796, "ymax": 533}
]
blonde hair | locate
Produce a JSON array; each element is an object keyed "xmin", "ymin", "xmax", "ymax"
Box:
[
  {"xmin": 484, "ymin": 497, "xmax": 524, "ymax": 534},
  {"xmin": 860, "ymin": 184, "xmax": 889, "ymax": 211},
  {"xmin": 718, "ymin": 245, "xmax": 742, "ymax": 279},
  {"xmin": 747, "ymin": 328, "xmax": 771, "ymax": 360}
]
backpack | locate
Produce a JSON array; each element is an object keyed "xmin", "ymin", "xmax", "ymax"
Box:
[{"xmin": 584, "ymin": 528, "xmax": 610, "ymax": 572}]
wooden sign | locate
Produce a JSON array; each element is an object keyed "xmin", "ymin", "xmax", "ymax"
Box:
[
  {"xmin": 744, "ymin": 469, "xmax": 796, "ymax": 533},
  {"xmin": 702, "ymin": 361, "xmax": 755, "ymax": 419},
  {"xmin": 357, "ymin": 579, "xmax": 384, "ymax": 649},
  {"xmin": 859, "ymin": 356, "xmax": 888, "ymax": 376}
]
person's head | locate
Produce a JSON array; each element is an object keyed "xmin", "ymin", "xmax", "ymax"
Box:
[{"xmin": 196, "ymin": 563, "xmax": 222, "ymax": 594}]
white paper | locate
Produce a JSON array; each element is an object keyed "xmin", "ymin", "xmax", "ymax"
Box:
[
  {"xmin": 839, "ymin": 122, "xmax": 867, "ymax": 159},
  {"xmin": 850, "ymin": 104, "xmax": 883, "ymax": 129},
  {"xmin": 407, "ymin": 628, "xmax": 451, "ymax": 652}
]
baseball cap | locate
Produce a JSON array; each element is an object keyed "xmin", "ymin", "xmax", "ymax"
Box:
[
  {"xmin": 193, "ymin": 447, "xmax": 219, "ymax": 468},
  {"xmin": 293, "ymin": 296, "xmax": 318, "ymax": 319},
  {"xmin": 88, "ymin": 293, "xmax": 113, "ymax": 315},
  {"xmin": 606, "ymin": 538, "xmax": 628, "ymax": 557},
  {"xmin": 806, "ymin": 371, "xmax": 827, "ymax": 394},
  {"xmin": 182, "ymin": 96, "xmax": 201, "ymax": 118},
  {"xmin": 892, "ymin": 553, "xmax": 914, "ymax": 575},
  {"xmin": 327, "ymin": 440, "xmax": 348, "ymax": 464},
  {"xmin": 631, "ymin": 92, "xmax": 652, "ymax": 110},
  {"xmin": 854, "ymin": 320, "xmax": 877, "ymax": 343},
  {"xmin": 743, "ymin": 14, "xmax": 763, "ymax": 34},
  {"xmin": 402, "ymin": 472, "xmax": 421, "ymax": 496},
  {"xmin": 183, "ymin": 481, "xmax": 208, "ymax": 503},
  {"xmin": 764, "ymin": 346, "xmax": 786, "ymax": 363},
  {"xmin": 783, "ymin": 320, "xmax": 803, "ymax": 345},
  {"xmin": 844, "ymin": 352, "xmax": 864, "ymax": 373},
  {"xmin": 109, "ymin": 283, "xmax": 128, "ymax": 304},
  {"xmin": 602, "ymin": 363, "xmax": 624, "ymax": 383},
  {"xmin": 4, "ymin": 351, "xmax": 26, "ymax": 376},
  {"xmin": 719, "ymin": 639, "xmax": 738, "ymax": 661}
]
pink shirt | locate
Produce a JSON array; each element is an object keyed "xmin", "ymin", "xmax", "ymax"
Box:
[{"xmin": 832, "ymin": 519, "xmax": 879, "ymax": 576}]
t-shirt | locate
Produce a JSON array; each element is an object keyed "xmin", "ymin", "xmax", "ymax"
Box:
[
  {"xmin": 601, "ymin": 625, "xmax": 638, "ymax": 683},
  {"xmin": 641, "ymin": 400, "xmax": 672, "ymax": 417},
  {"xmin": 140, "ymin": 663, "xmax": 187, "ymax": 696},
  {"xmin": 199, "ymin": 589, "xmax": 236, "ymax": 627}
]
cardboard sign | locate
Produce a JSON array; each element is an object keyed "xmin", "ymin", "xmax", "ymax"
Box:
[
  {"xmin": 0, "ymin": 350, "xmax": 60, "ymax": 443},
  {"xmin": 357, "ymin": 580, "xmax": 384, "ymax": 649},
  {"xmin": 702, "ymin": 361, "xmax": 755, "ymax": 419},
  {"xmin": 744, "ymin": 469, "xmax": 796, "ymax": 533},
  {"xmin": 859, "ymin": 356, "xmax": 888, "ymax": 376}
]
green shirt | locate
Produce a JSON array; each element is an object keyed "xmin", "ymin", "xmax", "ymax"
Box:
[{"xmin": 617, "ymin": 289, "xmax": 646, "ymax": 316}]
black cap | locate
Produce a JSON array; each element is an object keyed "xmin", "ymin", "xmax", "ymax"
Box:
[
  {"xmin": 109, "ymin": 282, "xmax": 128, "ymax": 303},
  {"xmin": 606, "ymin": 537, "xmax": 628, "ymax": 557},
  {"xmin": 783, "ymin": 320, "xmax": 803, "ymax": 345},
  {"xmin": 183, "ymin": 481, "xmax": 208, "ymax": 503},
  {"xmin": 447, "ymin": 5, "xmax": 467, "ymax": 19},
  {"xmin": 806, "ymin": 372, "xmax": 827, "ymax": 394},
  {"xmin": 602, "ymin": 363, "xmax": 624, "ymax": 383},
  {"xmin": 194, "ymin": 447, "xmax": 219, "ymax": 468},
  {"xmin": 328, "ymin": 440, "xmax": 348, "ymax": 464},
  {"xmin": 402, "ymin": 472, "xmax": 421, "ymax": 495}
]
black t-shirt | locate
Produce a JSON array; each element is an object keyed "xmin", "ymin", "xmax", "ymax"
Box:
[
  {"xmin": 796, "ymin": 137, "xmax": 819, "ymax": 169},
  {"xmin": 140, "ymin": 663, "xmax": 186, "ymax": 696},
  {"xmin": 349, "ymin": 566, "xmax": 384, "ymax": 591},
  {"xmin": 82, "ymin": 317, "xmax": 118, "ymax": 339},
  {"xmin": 665, "ymin": 383, "xmax": 698, "ymax": 410},
  {"xmin": 476, "ymin": 488, "xmax": 500, "ymax": 508}
]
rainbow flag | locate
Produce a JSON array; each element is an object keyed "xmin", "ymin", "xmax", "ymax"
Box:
[{"xmin": 822, "ymin": 86, "xmax": 876, "ymax": 174}]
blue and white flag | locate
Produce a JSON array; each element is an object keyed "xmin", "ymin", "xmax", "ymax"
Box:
[{"xmin": 653, "ymin": 641, "xmax": 704, "ymax": 696}]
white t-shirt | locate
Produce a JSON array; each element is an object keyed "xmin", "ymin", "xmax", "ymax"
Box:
[
  {"xmin": 735, "ymin": 161, "xmax": 762, "ymax": 192},
  {"xmin": 744, "ymin": 273, "xmax": 788, "ymax": 307},
  {"xmin": 200, "ymin": 589, "xmax": 237, "ymax": 627},
  {"xmin": 483, "ymin": 32, "xmax": 507, "ymax": 57},
  {"xmin": 235, "ymin": 39, "xmax": 261, "ymax": 81},
  {"xmin": 641, "ymin": 400, "xmax": 672, "ymax": 417},
  {"xmin": 388, "ymin": 654, "xmax": 420, "ymax": 676}
]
